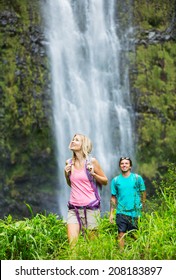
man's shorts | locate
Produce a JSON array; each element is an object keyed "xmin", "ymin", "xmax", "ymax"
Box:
[
  {"xmin": 67, "ymin": 208, "xmax": 100, "ymax": 229},
  {"xmin": 116, "ymin": 213, "xmax": 138, "ymax": 233}
]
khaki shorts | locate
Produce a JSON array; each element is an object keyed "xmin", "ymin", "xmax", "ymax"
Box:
[{"xmin": 67, "ymin": 208, "xmax": 100, "ymax": 229}]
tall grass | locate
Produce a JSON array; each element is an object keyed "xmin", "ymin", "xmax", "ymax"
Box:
[
  {"xmin": 0, "ymin": 164, "xmax": 175, "ymax": 260},
  {"xmin": 0, "ymin": 212, "xmax": 68, "ymax": 260}
]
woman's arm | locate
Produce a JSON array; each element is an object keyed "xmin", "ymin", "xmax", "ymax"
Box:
[
  {"xmin": 89, "ymin": 157, "xmax": 108, "ymax": 185},
  {"xmin": 64, "ymin": 160, "xmax": 72, "ymax": 187}
]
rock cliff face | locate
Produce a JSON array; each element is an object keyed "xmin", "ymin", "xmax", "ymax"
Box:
[
  {"xmin": 131, "ymin": 0, "xmax": 176, "ymax": 189},
  {"xmin": 0, "ymin": 0, "xmax": 175, "ymax": 218},
  {"xmin": 0, "ymin": 0, "xmax": 58, "ymax": 218}
]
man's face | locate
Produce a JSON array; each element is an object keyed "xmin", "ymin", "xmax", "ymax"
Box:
[{"xmin": 119, "ymin": 159, "xmax": 131, "ymax": 173}]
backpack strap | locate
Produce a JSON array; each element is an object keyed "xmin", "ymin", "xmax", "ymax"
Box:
[
  {"xmin": 67, "ymin": 158, "xmax": 101, "ymax": 204},
  {"xmin": 67, "ymin": 158, "xmax": 72, "ymax": 165},
  {"xmin": 68, "ymin": 202, "xmax": 87, "ymax": 232},
  {"xmin": 85, "ymin": 159, "xmax": 101, "ymax": 203},
  {"xmin": 114, "ymin": 175, "xmax": 120, "ymax": 193},
  {"xmin": 134, "ymin": 173, "xmax": 140, "ymax": 192}
]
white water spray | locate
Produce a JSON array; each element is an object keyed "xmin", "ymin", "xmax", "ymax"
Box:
[{"xmin": 43, "ymin": 0, "xmax": 135, "ymax": 219}]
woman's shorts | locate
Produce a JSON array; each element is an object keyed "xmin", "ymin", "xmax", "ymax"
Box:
[
  {"xmin": 116, "ymin": 214, "xmax": 138, "ymax": 233},
  {"xmin": 67, "ymin": 208, "xmax": 100, "ymax": 229}
]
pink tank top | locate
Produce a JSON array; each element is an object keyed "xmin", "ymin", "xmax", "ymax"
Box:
[{"xmin": 69, "ymin": 167, "xmax": 96, "ymax": 206}]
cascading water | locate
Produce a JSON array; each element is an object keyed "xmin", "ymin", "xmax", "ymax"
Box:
[{"xmin": 43, "ymin": 0, "xmax": 135, "ymax": 219}]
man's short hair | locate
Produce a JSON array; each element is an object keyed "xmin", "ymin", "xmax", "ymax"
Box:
[{"xmin": 119, "ymin": 157, "xmax": 132, "ymax": 167}]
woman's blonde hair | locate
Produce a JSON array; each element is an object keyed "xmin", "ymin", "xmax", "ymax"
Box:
[{"xmin": 69, "ymin": 133, "xmax": 92, "ymax": 159}]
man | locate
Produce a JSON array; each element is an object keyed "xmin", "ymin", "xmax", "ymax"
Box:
[{"xmin": 109, "ymin": 157, "xmax": 146, "ymax": 249}]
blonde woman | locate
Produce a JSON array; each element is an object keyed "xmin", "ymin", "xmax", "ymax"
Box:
[{"xmin": 64, "ymin": 133, "xmax": 108, "ymax": 246}]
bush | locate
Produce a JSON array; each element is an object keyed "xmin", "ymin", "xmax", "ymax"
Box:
[
  {"xmin": 0, "ymin": 164, "xmax": 175, "ymax": 259},
  {"xmin": 0, "ymin": 213, "xmax": 67, "ymax": 260}
]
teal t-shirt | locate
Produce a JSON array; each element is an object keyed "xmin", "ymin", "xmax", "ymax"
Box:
[{"xmin": 111, "ymin": 173, "xmax": 146, "ymax": 217}]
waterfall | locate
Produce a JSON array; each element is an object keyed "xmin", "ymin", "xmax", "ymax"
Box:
[{"xmin": 42, "ymin": 0, "xmax": 135, "ymax": 219}]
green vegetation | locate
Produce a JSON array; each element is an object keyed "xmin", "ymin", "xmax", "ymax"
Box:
[
  {"xmin": 134, "ymin": 0, "xmax": 174, "ymax": 30},
  {"xmin": 0, "ymin": 0, "xmax": 175, "ymax": 217},
  {"xmin": 0, "ymin": 165, "xmax": 175, "ymax": 260},
  {"xmin": 0, "ymin": 212, "xmax": 67, "ymax": 260},
  {"xmin": 133, "ymin": 42, "xmax": 176, "ymax": 178},
  {"xmin": 131, "ymin": 0, "xmax": 176, "ymax": 179},
  {"xmin": 0, "ymin": 0, "xmax": 57, "ymax": 217}
]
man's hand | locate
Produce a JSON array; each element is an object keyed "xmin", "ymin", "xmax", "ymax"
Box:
[{"xmin": 109, "ymin": 213, "xmax": 114, "ymax": 224}]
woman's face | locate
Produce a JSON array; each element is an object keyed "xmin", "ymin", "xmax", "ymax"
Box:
[{"xmin": 69, "ymin": 134, "xmax": 83, "ymax": 152}]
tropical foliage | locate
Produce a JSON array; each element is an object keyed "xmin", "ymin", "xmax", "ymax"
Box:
[
  {"xmin": 0, "ymin": 0, "xmax": 175, "ymax": 218},
  {"xmin": 0, "ymin": 165, "xmax": 175, "ymax": 260}
]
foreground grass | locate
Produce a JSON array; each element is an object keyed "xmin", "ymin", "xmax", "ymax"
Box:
[{"xmin": 0, "ymin": 165, "xmax": 175, "ymax": 260}]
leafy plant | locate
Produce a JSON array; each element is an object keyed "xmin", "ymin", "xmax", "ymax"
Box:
[
  {"xmin": 0, "ymin": 213, "xmax": 67, "ymax": 260},
  {"xmin": 0, "ymin": 164, "xmax": 175, "ymax": 260}
]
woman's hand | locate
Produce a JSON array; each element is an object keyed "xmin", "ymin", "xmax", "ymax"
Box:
[
  {"xmin": 64, "ymin": 163, "xmax": 72, "ymax": 175},
  {"xmin": 64, "ymin": 162, "xmax": 72, "ymax": 187},
  {"xmin": 87, "ymin": 162, "xmax": 94, "ymax": 174}
]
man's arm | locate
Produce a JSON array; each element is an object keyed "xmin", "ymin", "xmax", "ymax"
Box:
[
  {"xmin": 141, "ymin": 190, "xmax": 146, "ymax": 210},
  {"xmin": 109, "ymin": 195, "xmax": 117, "ymax": 223}
]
